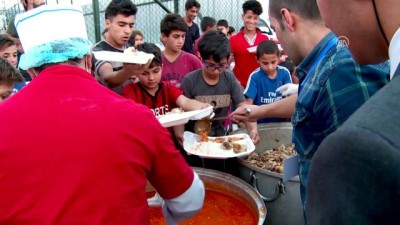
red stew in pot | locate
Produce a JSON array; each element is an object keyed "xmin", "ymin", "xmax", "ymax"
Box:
[{"xmin": 147, "ymin": 190, "xmax": 258, "ymax": 225}]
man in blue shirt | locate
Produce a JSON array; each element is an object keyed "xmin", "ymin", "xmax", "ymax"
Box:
[
  {"xmin": 230, "ymin": 0, "xmax": 389, "ymax": 217},
  {"xmin": 306, "ymin": 0, "xmax": 400, "ymax": 224}
]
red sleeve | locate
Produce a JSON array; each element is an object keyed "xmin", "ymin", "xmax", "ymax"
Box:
[
  {"xmin": 167, "ymin": 82, "xmax": 183, "ymax": 104},
  {"xmin": 145, "ymin": 116, "xmax": 194, "ymax": 198}
]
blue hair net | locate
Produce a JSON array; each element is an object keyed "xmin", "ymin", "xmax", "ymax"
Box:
[{"xmin": 19, "ymin": 37, "xmax": 92, "ymax": 70}]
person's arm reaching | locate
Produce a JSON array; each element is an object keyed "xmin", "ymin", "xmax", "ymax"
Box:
[
  {"xmin": 237, "ymin": 101, "xmax": 260, "ymax": 145},
  {"xmin": 276, "ymin": 83, "xmax": 299, "ymax": 97},
  {"xmin": 230, "ymin": 94, "xmax": 297, "ymax": 124},
  {"xmin": 147, "ymin": 172, "xmax": 204, "ymax": 225},
  {"xmin": 172, "ymin": 125, "xmax": 185, "ymax": 147},
  {"xmin": 98, "ymin": 60, "xmax": 151, "ymax": 88},
  {"xmin": 144, "ymin": 109, "xmax": 205, "ymax": 224},
  {"xmin": 245, "ymin": 121, "xmax": 259, "ymax": 144},
  {"xmin": 162, "ymin": 172, "xmax": 204, "ymax": 225},
  {"xmin": 176, "ymin": 95, "xmax": 211, "ymax": 112}
]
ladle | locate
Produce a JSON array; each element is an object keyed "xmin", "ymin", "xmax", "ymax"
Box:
[{"xmin": 194, "ymin": 116, "xmax": 229, "ymax": 134}]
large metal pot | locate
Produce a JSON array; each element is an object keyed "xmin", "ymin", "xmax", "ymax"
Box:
[
  {"xmin": 193, "ymin": 167, "xmax": 266, "ymax": 225},
  {"xmin": 231, "ymin": 122, "xmax": 305, "ymax": 225},
  {"xmin": 147, "ymin": 167, "xmax": 267, "ymax": 225}
]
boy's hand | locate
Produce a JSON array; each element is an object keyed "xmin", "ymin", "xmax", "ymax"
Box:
[
  {"xmin": 123, "ymin": 58, "xmax": 152, "ymax": 75},
  {"xmin": 147, "ymin": 192, "xmax": 163, "ymax": 207},
  {"xmin": 249, "ymin": 129, "xmax": 260, "ymax": 145},
  {"xmin": 173, "ymin": 125, "xmax": 185, "ymax": 147}
]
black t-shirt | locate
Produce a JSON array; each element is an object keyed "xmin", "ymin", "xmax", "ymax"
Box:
[
  {"xmin": 91, "ymin": 41, "xmax": 126, "ymax": 94},
  {"xmin": 182, "ymin": 22, "xmax": 200, "ymax": 54}
]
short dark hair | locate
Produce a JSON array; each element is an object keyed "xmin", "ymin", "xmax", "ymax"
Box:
[
  {"xmin": 279, "ymin": 59, "xmax": 295, "ymax": 74},
  {"xmin": 256, "ymin": 40, "xmax": 280, "ymax": 59},
  {"xmin": 228, "ymin": 26, "xmax": 235, "ymax": 35},
  {"xmin": 242, "ymin": 0, "xmax": 263, "ymax": 15},
  {"xmin": 105, "ymin": 0, "xmax": 137, "ymax": 20},
  {"xmin": 128, "ymin": 30, "xmax": 143, "ymax": 46},
  {"xmin": 131, "ymin": 30, "xmax": 143, "ymax": 38},
  {"xmin": 20, "ymin": 0, "xmax": 28, "ymax": 11},
  {"xmin": 160, "ymin": 14, "xmax": 188, "ymax": 37},
  {"xmin": 269, "ymin": 0, "xmax": 322, "ymax": 30},
  {"xmin": 217, "ymin": 19, "xmax": 229, "ymax": 28},
  {"xmin": 0, "ymin": 58, "xmax": 24, "ymax": 85},
  {"xmin": 136, "ymin": 43, "xmax": 162, "ymax": 68},
  {"xmin": 185, "ymin": 0, "xmax": 201, "ymax": 10},
  {"xmin": 198, "ymin": 30, "xmax": 230, "ymax": 63},
  {"xmin": 200, "ymin": 16, "xmax": 216, "ymax": 32},
  {"xmin": 0, "ymin": 34, "xmax": 16, "ymax": 50}
]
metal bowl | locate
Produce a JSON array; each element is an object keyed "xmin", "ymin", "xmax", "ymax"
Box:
[
  {"xmin": 193, "ymin": 167, "xmax": 266, "ymax": 225},
  {"xmin": 232, "ymin": 122, "xmax": 304, "ymax": 225},
  {"xmin": 146, "ymin": 167, "xmax": 267, "ymax": 225}
]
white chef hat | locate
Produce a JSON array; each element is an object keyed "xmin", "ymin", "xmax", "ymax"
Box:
[{"xmin": 15, "ymin": 5, "xmax": 92, "ymax": 70}]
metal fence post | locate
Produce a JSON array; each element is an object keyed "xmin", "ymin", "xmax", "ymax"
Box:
[
  {"xmin": 153, "ymin": 0, "xmax": 171, "ymax": 13},
  {"xmin": 92, "ymin": 0, "xmax": 101, "ymax": 43},
  {"xmin": 174, "ymin": 0, "xmax": 179, "ymax": 14}
]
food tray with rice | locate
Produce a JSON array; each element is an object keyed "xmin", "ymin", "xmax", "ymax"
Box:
[{"xmin": 183, "ymin": 131, "xmax": 255, "ymax": 159}]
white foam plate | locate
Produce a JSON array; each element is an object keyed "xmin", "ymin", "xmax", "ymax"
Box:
[
  {"xmin": 188, "ymin": 106, "xmax": 213, "ymax": 120},
  {"xmin": 157, "ymin": 106, "xmax": 213, "ymax": 128},
  {"xmin": 183, "ymin": 131, "xmax": 255, "ymax": 159},
  {"xmin": 92, "ymin": 50, "xmax": 154, "ymax": 64},
  {"xmin": 157, "ymin": 113, "xmax": 192, "ymax": 128}
]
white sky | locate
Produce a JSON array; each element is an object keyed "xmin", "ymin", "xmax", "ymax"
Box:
[
  {"xmin": 1, "ymin": 0, "xmax": 92, "ymax": 8},
  {"xmin": 0, "ymin": 0, "xmax": 92, "ymax": 31}
]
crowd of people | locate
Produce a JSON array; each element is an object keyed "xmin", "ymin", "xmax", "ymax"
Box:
[{"xmin": 0, "ymin": 0, "xmax": 398, "ymax": 224}]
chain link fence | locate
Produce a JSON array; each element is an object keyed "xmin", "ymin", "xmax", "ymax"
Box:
[{"xmin": 5, "ymin": 0, "xmax": 250, "ymax": 46}]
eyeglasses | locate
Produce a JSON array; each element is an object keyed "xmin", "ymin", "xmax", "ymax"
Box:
[{"xmin": 202, "ymin": 60, "xmax": 229, "ymax": 71}]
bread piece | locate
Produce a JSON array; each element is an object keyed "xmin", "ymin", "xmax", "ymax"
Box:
[
  {"xmin": 232, "ymin": 143, "xmax": 247, "ymax": 153},
  {"xmin": 170, "ymin": 108, "xmax": 183, "ymax": 113},
  {"xmin": 123, "ymin": 47, "xmax": 138, "ymax": 55},
  {"xmin": 222, "ymin": 139, "xmax": 233, "ymax": 150}
]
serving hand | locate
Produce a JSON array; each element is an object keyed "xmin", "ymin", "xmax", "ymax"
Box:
[
  {"xmin": 229, "ymin": 105, "xmax": 260, "ymax": 124},
  {"xmin": 147, "ymin": 192, "xmax": 163, "ymax": 207},
  {"xmin": 276, "ymin": 83, "xmax": 299, "ymax": 97}
]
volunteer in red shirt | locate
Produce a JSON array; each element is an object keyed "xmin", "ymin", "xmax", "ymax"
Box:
[
  {"xmin": 230, "ymin": 0, "xmax": 269, "ymax": 88},
  {"xmin": 0, "ymin": 4, "xmax": 204, "ymax": 225}
]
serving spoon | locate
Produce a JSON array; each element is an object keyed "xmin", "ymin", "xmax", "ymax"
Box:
[{"xmin": 194, "ymin": 116, "xmax": 229, "ymax": 134}]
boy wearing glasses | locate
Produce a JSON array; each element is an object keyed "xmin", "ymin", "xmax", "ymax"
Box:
[
  {"xmin": 244, "ymin": 40, "xmax": 292, "ymax": 123},
  {"xmin": 180, "ymin": 30, "xmax": 259, "ymax": 143}
]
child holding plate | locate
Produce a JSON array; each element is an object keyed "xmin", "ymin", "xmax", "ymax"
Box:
[{"xmin": 123, "ymin": 42, "xmax": 210, "ymax": 146}]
